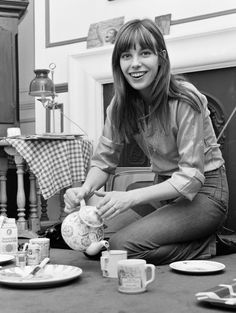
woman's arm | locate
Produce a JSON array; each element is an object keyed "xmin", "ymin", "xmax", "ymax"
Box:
[
  {"xmin": 129, "ymin": 179, "xmax": 181, "ymax": 205},
  {"xmin": 64, "ymin": 167, "xmax": 109, "ymax": 212},
  {"xmin": 83, "ymin": 166, "xmax": 110, "ymax": 194},
  {"xmin": 95, "ymin": 179, "xmax": 181, "ymax": 220}
]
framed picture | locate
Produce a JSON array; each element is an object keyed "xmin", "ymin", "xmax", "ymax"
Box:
[
  {"xmin": 155, "ymin": 14, "xmax": 172, "ymax": 35},
  {"xmin": 87, "ymin": 16, "xmax": 124, "ymax": 49}
]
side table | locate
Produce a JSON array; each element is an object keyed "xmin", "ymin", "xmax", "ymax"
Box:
[{"xmin": 0, "ymin": 135, "xmax": 92, "ymax": 237}]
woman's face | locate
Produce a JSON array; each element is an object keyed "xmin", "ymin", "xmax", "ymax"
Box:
[{"xmin": 119, "ymin": 43, "xmax": 159, "ymax": 96}]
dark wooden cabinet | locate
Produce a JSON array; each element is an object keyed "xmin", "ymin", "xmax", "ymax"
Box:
[{"xmin": 0, "ymin": 0, "xmax": 28, "ymax": 136}]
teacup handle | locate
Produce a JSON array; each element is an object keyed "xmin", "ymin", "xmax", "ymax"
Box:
[
  {"xmin": 22, "ymin": 242, "xmax": 29, "ymax": 251},
  {"xmin": 100, "ymin": 255, "xmax": 109, "ymax": 271},
  {"xmin": 144, "ymin": 264, "xmax": 155, "ymax": 288}
]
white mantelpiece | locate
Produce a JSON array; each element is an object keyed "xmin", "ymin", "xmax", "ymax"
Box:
[{"xmin": 68, "ymin": 27, "xmax": 236, "ymax": 147}]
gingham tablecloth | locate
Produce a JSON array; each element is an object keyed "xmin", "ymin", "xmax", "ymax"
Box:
[{"xmin": 5, "ymin": 137, "xmax": 92, "ymax": 200}]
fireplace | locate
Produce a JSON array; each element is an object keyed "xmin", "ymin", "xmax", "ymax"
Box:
[{"xmin": 68, "ymin": 27, "xmax": 236, "ymax": 230}]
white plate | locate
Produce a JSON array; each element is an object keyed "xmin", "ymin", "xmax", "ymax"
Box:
[
  {"xmin": 169, "ymin": 260, "xmax": 225, "ymax": 273},
  {"xmin": 0, "ymin": 264, "xmax": 82, "ymax": 288},
  {"xmin": 0, "ymin": 254, "xmax": 15, "ymax": 264}
]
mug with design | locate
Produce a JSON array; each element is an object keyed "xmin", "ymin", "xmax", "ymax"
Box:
[
  {"xmin": 29, "ymin": 238, "xmax": 50, "ymax": 262},
  {"xmin": 100, "ymin": 250, "xmax": 127, "ymax": 278},
  {"xmin": 15, "ymin": 251, "xmax": 27, "ymax": 267},
  {"xmin": 117, "ymin": 259, "xmax": 155, "ymax": 294}
]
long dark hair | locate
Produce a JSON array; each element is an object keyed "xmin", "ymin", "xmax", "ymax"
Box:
[{"xmin": 111, "ymin": 18, "xmax": 202, "ymax": 141}]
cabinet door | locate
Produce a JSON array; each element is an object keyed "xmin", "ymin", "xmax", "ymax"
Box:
[{"xmin": 0, "ymin": 26, "xmax": 15, "ymax": 123}]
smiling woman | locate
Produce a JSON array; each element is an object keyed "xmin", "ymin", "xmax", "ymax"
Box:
[
  {"xmin": 64, "ymin": 18, "xmax": 229, "ymax": 266},
  {"xmin": 119, "ymin": 45, "xmax": 159, "ymax": 97}
]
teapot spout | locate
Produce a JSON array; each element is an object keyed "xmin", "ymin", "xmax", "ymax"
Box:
[{"xmin": 85, "ymin": 240, "xmax": 109, "ymax": 256}]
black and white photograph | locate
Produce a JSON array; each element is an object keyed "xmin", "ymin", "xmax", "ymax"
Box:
[{"xmin": 1, "ymin": 0, "xmax": 236, "ymax": 312}]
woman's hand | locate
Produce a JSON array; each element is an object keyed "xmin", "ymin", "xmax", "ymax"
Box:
[
  {"xmin": 94, "ymin": 190, "xmax": 134, "ymax": 220},
  {"xmin": 64, "ymin": 186, "xmax": 89, "ymax": 214}
]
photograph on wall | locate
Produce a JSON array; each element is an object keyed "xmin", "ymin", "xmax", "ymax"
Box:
[
  {"xmin": 155, "ymin": 14, "xmax": 172, "ymax": 35},
  {"xmin": 87, "ymin": 16, "xmax": 124, "ymax": 49}
]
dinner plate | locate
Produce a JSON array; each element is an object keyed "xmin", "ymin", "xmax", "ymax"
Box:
[
  {"xmin": 169, "ymin": 260, "xmax": 225, "ymax": 273},
  {"xmin": 0, "ymin": 254, "xmax": 15, "ymax": 264},
  {"xmin": 0, "ymin": 264, "xmax": 82, "ymax": 288},
  {"xmin": 196, "ymin": 282, "xmax": 236, "ymax": 308}
]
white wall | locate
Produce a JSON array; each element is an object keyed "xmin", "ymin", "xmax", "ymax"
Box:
[
  {"xmin": 34, "ymin": 0, "xmax": 236, "ymax": 77},
  {"xmin": 32, "ymin": 0, "xmax": 236, "ymax": 134},
  {"xmin": 18, "ymin": 0, "xmax": 35, "ymax": 135}
]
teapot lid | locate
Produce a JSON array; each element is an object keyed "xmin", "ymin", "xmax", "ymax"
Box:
[{"xmin": 79, "ymin": 205, "xmax": 103, "ymax": 227}]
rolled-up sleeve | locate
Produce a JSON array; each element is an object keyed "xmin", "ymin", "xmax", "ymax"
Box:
[
  {"xmin": 91, "ymin": 136, "xmax": 123, "ymax": 174},
  {"xmin": 167, "ymin": 168, "xmax": 205, "ymax": 201},
  {"xmin": 166, "ymin": 93, "xmax": 207, "ymax": 200},
  {"xmin": 91, "ymin": 103, "xmax": 124, "ymax": 174}
]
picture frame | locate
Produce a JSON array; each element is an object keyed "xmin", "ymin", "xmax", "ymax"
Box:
[
  {"xmin": 155, "ymin": 14, "xmax": 172, "ymax": 35},
  {"xmin": 87, "ymin": 16, "xmax": 124, "ymax": 49}
]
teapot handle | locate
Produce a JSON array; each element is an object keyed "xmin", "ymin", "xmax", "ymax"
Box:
[{"xmin": 64, "ymin": 199, "xmax": 86, "ymax": 214}]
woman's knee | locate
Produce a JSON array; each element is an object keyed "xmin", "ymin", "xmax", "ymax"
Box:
[{"xmin": 109, "ymin": 231, "xmax": 128, "ymax": 250}]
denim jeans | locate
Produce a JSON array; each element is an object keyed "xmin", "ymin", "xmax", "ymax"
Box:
[{"xmin": 109, "ymin": 166, "xmax": 229, "ymax": 265}]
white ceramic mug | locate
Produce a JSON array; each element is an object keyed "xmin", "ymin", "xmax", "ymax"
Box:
[
  {"xmin": 117, "ymin": 259, "xmax": 155, "ymax": 294},
  {"xmin": 27, "ymin": 243, "xmax": 41, "ymax": 265},
  {"xmin": 100, "ymin": 250, "xmax": 127, "ymax": 278},
  {"xmin": 29, "ymin": 238, "xmax": 50, "ymax": 262}
]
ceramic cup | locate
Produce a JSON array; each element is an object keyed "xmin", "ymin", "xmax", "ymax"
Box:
[
  {"xmin": 117, "ymin": 259, "xmax": 155, "ymax": 294},
  {"xmin": 15, "ymin": 251, "xmax": 27, "ymax": 267},
  {"xmin": 29, "ymin": 238, "xmax": 50, "ymax": 262},
  {"xmin": 7, "ymin": 127, "xmax": 21, "ymax": 137},
  {"xmin": 100, "ymin": 250, "xmax": 127, "ymax": 278},
  {"xmin": 27, "ymin": 243, "xmax": 41, "ymax": 265}
]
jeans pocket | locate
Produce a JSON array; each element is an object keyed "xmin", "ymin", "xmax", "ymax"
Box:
[
  {"xmin": 207, "ymin": 195, "xmax": 228, "ymax": 215},
  {"xmin": 203, "ymin": 166, "xmax": 229, "ymax": 212}
]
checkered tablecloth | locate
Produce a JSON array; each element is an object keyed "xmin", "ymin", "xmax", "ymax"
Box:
[{"xmin": 5, "ymin": 137, "xmax": 92, "ymax": 200}]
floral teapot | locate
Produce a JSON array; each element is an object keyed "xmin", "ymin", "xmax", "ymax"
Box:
[{"xmin": 61, "ymin": 200, "xmax": 109, "ymax": 255}]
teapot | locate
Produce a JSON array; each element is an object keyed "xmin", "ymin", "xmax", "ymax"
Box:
[{"xmin": 61, "ymin": 200, "xmax": 109, "ymax": 255}]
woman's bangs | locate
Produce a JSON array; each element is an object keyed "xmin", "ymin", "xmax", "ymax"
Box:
[
  {"xmin": 135, "ymin": 27, "xmax": 157, "ymax": 52},
  {"xmin": 119, "ymin": 27, "xmax": 157, "ymax": 53}
]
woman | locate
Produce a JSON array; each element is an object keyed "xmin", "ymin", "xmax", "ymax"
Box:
[{"xmin": 64, "ymin": 19, "xmax": 229, "ymax": 265}]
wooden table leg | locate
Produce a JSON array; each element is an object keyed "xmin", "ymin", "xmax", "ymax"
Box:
[
  {"xmin": 40, "ymin": 195, "xmax": 49, "ymax": 221},
  {"xmin": 28, "ymin": 171, "xmax": 40, "ymax": 232},
  {"xmin": 4, "ymin": 147, "xmax": 28, "ymax": 234},
  {"xmin": 14, "ymin": 154, "xmax": 28, "ymax": 232}
]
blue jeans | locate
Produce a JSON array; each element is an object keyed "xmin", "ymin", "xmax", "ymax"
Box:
[{"xmin": 109, "ymin": 166, "xmax": 229, "ymax": 265}]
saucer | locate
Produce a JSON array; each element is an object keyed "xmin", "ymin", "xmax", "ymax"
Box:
[{"xmin": 169, "ymin": 260, "xmax": 225, "ymax": 274}]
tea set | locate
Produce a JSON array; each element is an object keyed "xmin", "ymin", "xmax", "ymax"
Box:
[{"xmin": 61, "ymin": 199, "xmax": 156, "ymax": 293}]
